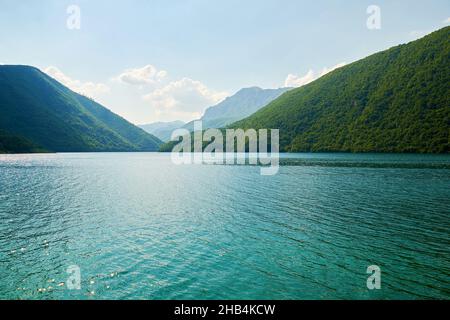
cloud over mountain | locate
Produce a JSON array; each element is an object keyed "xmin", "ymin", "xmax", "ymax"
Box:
[{"xmin": 115, "ymin": 65, "xmax": 167, "ymax": 85}]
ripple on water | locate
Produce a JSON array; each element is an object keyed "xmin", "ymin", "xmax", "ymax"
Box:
[{"xmin": 0, "ymin": 153, "xmax": 449, "ymax": 299}]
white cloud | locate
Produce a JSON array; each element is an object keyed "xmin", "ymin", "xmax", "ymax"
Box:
[
  {"xmin": 143, "ymin": 77, "xmax": 228, "ymax": 121},
  {"xmin": 443, "ymin": 17, "xmax": 450, "ymax": 24},
  {"xmin": 115, "ymin": 65, "xmax": 167, "ymax": 85},
  {"xmin": 284, "ymin": 62, "xmax": 346, "ymax": 88},
  {"xmin": 44, "ymin": 66, "xmax": 110, "ymax": 97}
]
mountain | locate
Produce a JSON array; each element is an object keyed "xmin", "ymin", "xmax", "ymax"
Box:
[
  {"xmin": 231, "ymin": 27, "xmax": 450, "ymax": 153},
  {"xmin": 139, "ymin": 121, "xmax": 185, "ymax": 142},
  {"xmin": 0, "ymin": 129, "xmax": 46, "ymax": 153},
  {"xmin": 0, "ymin": 65, "xmax": 162, "ymax": 153},
  {"xmin": 183, "ymin": 87, "xmax": 292, "ymax": 132}
]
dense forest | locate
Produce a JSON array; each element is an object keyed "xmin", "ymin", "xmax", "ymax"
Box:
[{"xmin": 230, "ymin": 27, "xmax": 450, "ymax": 153}]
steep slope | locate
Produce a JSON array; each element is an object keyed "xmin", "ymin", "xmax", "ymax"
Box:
[
  {"xmin": 231, "ymin": 27, "xmax": 450, "ymax": 153},
  {"xmin": 183, "ymin": 87, "xmax": 291, "ymax": 131},
  {"xmin": 0, "ymin": 65, "xmax": 162, "ymax": 152},
  {"xmin": 139, "ymin": 121, "xmax": 185, "ymax": 142}
]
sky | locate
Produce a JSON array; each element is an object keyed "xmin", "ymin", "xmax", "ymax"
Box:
[{"xmin": 0, "ymin": 0, "xmax": 449, "ymax": 124}]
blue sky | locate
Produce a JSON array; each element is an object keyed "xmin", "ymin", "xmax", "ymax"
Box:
[{"xmin": 0, "ymin": 0, "xmax": 449, "ymax": 124}]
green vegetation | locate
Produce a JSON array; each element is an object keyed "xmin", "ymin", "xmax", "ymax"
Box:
[
  {"xmin": 230, "ymin": 27, "xmax": 450, "ymax": 153},
  {"xmin": 0, "ymin": 65, "xmax": 162, "ymax": 153},
  {"xmin": 0, "ymin": 130, "xmax": 47, "ymax": 153}
]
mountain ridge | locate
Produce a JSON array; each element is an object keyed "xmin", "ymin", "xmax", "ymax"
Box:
[
  {"xmin": 0, "ymin": 65, "xmax": 162, "ymax": 153},
  {"xmin": 230, "ymin": 27, "xmax": 450, "ymax": 153},
  {"xmin": 139, "ymin": 121, "xmax": 186, "ymax": 142}
]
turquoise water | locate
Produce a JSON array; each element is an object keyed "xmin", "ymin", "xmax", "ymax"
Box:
[{"xmin": 0, "ymin": 153, "xmax": 449, "ymax": 300}]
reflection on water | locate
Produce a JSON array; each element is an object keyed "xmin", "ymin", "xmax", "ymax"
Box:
[{"xmin": 0, "ymin": 153, "xmax": 449, "ymax": 299}]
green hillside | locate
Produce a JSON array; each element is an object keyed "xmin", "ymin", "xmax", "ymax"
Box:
[
  {"xmin": 0, "ymin": 65, "xmax": 162, "ymax": 153},
  {"xmin": 183, "ymin": 87, "xmax": 292, "ymax": 133},
  {"xmin": 0, "ymin": 130, "xmax": 47, "ymax": 153},
  {"xmin": 231, "ymin": 27, "xmax": 450, "ymax": 153}
]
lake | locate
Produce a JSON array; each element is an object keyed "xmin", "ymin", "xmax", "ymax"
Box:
[{"xmin": 0, "ymin": 153, "xmax": 449, "ymax": 299}]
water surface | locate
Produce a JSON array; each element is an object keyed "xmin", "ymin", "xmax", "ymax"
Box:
[{"xmin": 0, "ymin": 153, "xmax": 449, "ymax": 299}]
